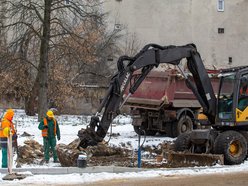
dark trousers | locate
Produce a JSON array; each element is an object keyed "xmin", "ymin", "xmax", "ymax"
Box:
[{"xmin": 43, "ymin": 137, "xmax": 58, "ymax": 161}]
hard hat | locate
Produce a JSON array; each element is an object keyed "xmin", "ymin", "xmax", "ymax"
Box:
[
  {"xmin": 4, "ymin": 109, "xmax": 15, "ymax": 120},
  {"xmin": 46, "ymin": 110, "xmax": 54, "ymax": 118},
  {"xmin": 3, "ymin": 127, "xmax": 10, "ymax": 137}
]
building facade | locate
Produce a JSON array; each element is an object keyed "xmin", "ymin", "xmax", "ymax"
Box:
[{"xmin": 104, "ymin": 0, "xmax": 248, "ymax": 68}]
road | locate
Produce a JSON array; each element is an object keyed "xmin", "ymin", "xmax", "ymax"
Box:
[
  {"xmin": 81, "ymin": 171, "xmax": 248, "ymax": 186},
  {"xmin": 1, "ymin": 171, "xmax": 248, "ymax": 186}
]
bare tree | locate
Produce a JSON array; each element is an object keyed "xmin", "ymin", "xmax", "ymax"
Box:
[
  {"xmin": 0, "ymin": 0, "xmax": 120, "ymax": 120},
  {"xmin": 122, "ymin": 32, "xmax": 141, "ymax": 56}
]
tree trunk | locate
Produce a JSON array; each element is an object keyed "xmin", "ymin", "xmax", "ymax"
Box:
[
  {"xmin": 38, "ymin": 0, "xmax": 52, "ymax": 121},
  {"xmin": 24, "ymin": 75, "xmax": 39, "ymax": 116}
]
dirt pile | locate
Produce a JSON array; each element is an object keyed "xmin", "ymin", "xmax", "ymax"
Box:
[
  {"xmin": 16, "ymin": 138, "xmax": 221, "ymax": 168},
  {"xmin": 17, "ymin": 140, "xmax": 44, "ymax": 166},
  {"xmin": 56, "ymin": 138, "xmax": 81, "ymax": 167},
  {"xmin": 56, "ymin": 138, "xmax": 131, "ymax": 167}
]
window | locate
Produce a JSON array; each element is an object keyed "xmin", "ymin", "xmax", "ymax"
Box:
[
  {"xmin": 114, "ymin": 24, "xmax": 122, "ymax": 31},
  {"xmin": 65, "ymin": 0, "xmax": 70, "ymax": 5},
  {"xmin": 218, "ymin": 28, "xmax": 224, "ymax": 34},
  {"xmin": 217, "ymin": 0, "xmax": 224, "ymax": 12},
  {"xmin": 238, "ymin": 74, "xmax": 248, "ymax": 111},
  {"xmin": 218, "ymin": 73, "xmax": 235, "ymax": 120},
  {"xmin": 228, "ymin": 57, "xmax": 232, "ymax": 65}
]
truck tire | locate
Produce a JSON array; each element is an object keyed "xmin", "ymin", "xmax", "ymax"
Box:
[
  {"xmin": 165, "ymin": 122, "xmax": 174, "ymax": 137},
  {"xmin": 133, "ymin": 126, "xmax": 142, "ymax": 135},
  {"xmin": 172, "ymin": 116, "xmax": 193, "ymax": 137},
  {"xmin": 133, "ymin": 126, "xmax": 157, "ymax": 136},
  {"xmin": 213, "ymin": 131, "xmax": 247, "ymax": 165},
  {"xmin": 174, "ymin": 132, "xmax": 191, "ymax": 152}
]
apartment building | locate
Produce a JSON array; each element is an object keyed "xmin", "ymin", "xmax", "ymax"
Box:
[{"xmin": 104, "ymin": 0, "xmax": 248, "ymax": 68}]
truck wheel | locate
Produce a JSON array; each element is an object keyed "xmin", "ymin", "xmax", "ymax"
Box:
[
  {"xmin": 172, "ymin": 116, "xmax": 193, "ymax": 137},
  {"xmin": 133, "ymin": 126, "xmax": 156, "ymax": 136},
  {"xmin": 174, "ymin": 132, "xmax": 191, "ymax": 152},
  {"xmin": 145, "ymin": 130, "xmax": 157, "ymax": 136},
  {"xmin": 133, "ymin": 126, "xmax": 143, "ymax": 135},
  {"xmin": 165, "ymin": 122, "xmax": 174, "ymax": 137},
  {"xmin": 213, "ymin": 131, "xmax": 247, "ymax": 165}
]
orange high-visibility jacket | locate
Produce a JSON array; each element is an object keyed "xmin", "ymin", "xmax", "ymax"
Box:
[
  {"xmin": 42, "ymin": 118, "xmax": 57, "ymax": 137},
  {"xmin": 0, "ymin": 112, "xmax": 16, "ymax": 138},
  {"xmin": 240, "ymin": 88, "xmax": 248, "ymax": 95}
]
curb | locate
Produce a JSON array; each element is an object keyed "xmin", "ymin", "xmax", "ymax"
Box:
[{"xmin": 0, "ymin": 166, "xmax": 146, "ymax": 175}]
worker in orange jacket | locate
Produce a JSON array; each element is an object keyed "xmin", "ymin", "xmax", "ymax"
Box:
[
  {"xmin": 0, "ymin": 109, "xmax": 16, "ymax": 168},
  {"xmin": 38, "ymin": 110, "xmax": 60, "ymax": 163}
]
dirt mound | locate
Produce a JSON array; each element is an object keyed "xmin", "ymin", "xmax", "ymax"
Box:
[
  {"xmin": 17, "ymin": 140, "xmax": 44, "ymax": 166},
  {"xmin": 56, "ymin": 138, "xmax": 131, "ymax": 167},
  {"xmin": 16, "ymin": 139, "xmax": 221, "ymax": 168}
]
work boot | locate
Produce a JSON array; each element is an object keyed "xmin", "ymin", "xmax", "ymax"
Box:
[
  {"xmin": 54, "ymin": 159, "xmax": 59, "ymax": 163},
  {"xmin": 40, "ymin": 159, "xmax": 49, "ymax": 165}
]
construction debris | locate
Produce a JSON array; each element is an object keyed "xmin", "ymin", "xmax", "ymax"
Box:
[
  {"xmin": 20, "ymin": 132, "xmax": 33, "ymax": 137},
  {"xmin": 56, "ymin": 139, "xmax": 81, "ymax": 167},
  {"xmin": 2, "ymin": 173, "xmax": 27, "ymax": 181},
  {"xmin": 17, "ymin": 140, "xmax": 44, "ymax": 165},
  {"xmin": 56, "ymin": 138, "xmax": 131, "ymax": 167},
  {"xmin": 16, "ymin": 139, "xmax": 224, "ymax": 168}
]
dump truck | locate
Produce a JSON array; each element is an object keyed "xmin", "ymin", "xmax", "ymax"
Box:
[
  {"xmin": 124, "ymin": 69, "xmax": 219, "ymax": 137},
  {"xmin": 78, "ymin": 43, "xmax": 248, "ymax": 165}
]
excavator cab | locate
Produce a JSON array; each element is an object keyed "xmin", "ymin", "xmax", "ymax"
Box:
[
  {"xmin": 216, "ymin": 67, "xmax": 248, "ymax": 126},
  {"xmin": 174, "ymin": 67, "xmax": 248, "ymax": 166}
]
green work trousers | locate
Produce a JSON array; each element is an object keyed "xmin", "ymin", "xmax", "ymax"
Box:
[
  {"xmin": 43, "ymin": 137, "xmax": 58, "ymax": 162},
  {"xmin": 1, "ymin": 147, "xmax": 7, "ymax": 168}
]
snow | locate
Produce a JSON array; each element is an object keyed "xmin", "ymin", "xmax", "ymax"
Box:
[{"xmin": 0, "ymin": 109, "xmax": 248, "ymax": 185}]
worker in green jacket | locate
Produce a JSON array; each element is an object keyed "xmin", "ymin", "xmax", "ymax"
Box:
[{"xmin": 38, "ymin": 110, "xmax": 60, "ymax": 163}]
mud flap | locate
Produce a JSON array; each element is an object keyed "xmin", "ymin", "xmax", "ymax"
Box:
[{"xmin": 165, "ymin": 151, "xmax": 224, "ymax": 167}]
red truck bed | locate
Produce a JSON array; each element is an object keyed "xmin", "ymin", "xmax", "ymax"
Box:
[{"xmin": 125, "ymin": 69, "xmax": 219, "ymax": 110}]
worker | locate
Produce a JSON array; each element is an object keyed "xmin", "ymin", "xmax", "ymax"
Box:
[
  {"xmin": 238, "ymin": 76, "xmax": 248, "ymax": 111},
  {"xmin": 38, "ymin": 110, "xmax": 60, "ymax": 163},
  {"xmin": 239, "ymin": 76, "xmax": 248, "ymax": 96},
  {"xmin": 0, "ymin": 109, "xmax": 16, "ymax": 168}
]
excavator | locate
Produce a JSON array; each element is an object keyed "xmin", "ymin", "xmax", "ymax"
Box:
[{"xmin": 77, "ymin": 43, "xmax": 248, "ymax": 165}]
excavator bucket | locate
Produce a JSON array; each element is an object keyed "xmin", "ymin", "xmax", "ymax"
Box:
[{"xmin": 165, "ymin": 151, "xmax": 224, "ymax": 167}]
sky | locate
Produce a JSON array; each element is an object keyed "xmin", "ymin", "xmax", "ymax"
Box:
[{"xmin": 0, "ymin": 109, "xmax": 248, "ymax": 185}]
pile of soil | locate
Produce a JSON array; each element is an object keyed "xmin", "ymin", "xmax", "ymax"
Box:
[
  {"xmin": 17, "ymin": 138, "xmax": 220, "ymax": 168},
  {"xmin": 17, "ymin": 139, "xmax": 44, "ymax": 166}
]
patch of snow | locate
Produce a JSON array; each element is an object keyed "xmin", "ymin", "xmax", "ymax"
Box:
[{"xmin": 0, "ymin": 109, "xmax": 248, "ymax": 184}]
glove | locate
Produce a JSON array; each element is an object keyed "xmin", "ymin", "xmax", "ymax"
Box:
[
  {"xmin": 57, "ymin": 136, "xmax": 60, "ymax": 141},
  {"xmin": 44, "ymin": 126, "xmax": 48, "ymax": 129}
]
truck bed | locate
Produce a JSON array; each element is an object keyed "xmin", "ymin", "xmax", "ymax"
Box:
[{"xmin": 124, "ymin": 69, "xmax": 219, "ymax": 110}]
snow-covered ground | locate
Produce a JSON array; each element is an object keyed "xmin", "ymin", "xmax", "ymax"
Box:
[{"xmin": 1, "ymin": 109, "xmax": 248, "ymax": 185}]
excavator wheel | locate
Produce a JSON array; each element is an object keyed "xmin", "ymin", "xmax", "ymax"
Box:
[
  {"xmin": 174, "ymin": 132, "xmax": 192, "ymax": 152},
  {"xmin": 213, "ymin": 130, "xmax": 247, "ymax": 165},
  {"xmin": 239, "ymin": 131, "xmax": 248, "ymax": 155},
  {"xmin": 172, "ymin": 116, "xmax": 193, "ymax": 137}
]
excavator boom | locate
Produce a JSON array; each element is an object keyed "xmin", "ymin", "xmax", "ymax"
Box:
[{"xmin": 78, "ymin": 44, "xmax": 216, "ymax": 148}]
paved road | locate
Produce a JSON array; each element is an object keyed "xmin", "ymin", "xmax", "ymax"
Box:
[
  {"xmin": 82, "ymin": 171, "xmax": 248, "ymax": 186},
  {"xmin": 1, "ymin": 171, "xmax": 248, "ymax": 186}
]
